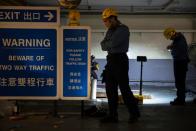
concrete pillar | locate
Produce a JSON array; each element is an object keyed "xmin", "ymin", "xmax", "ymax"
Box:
[{"xmin": 91, "ymin": 79, "xmax": 97, "ymax": 100}]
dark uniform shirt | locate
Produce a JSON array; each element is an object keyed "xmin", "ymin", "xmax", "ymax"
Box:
[
  {"xmin": 100, "ymin": 24, "xmax": 130, "ymax": 53},
  {"xmin": 171, "ymin": 33, "xmax": 189, "ymax": 61}
]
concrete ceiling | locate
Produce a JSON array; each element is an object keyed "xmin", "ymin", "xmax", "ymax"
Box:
[{"xmin": 1, "ymin": 0, "xmax": 196, "ymax": 14}]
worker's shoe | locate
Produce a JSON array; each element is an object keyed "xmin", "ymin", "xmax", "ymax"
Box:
[
  {"xmin": 129, "ymin": 114, "xmax": 139, "ymax": 123},
  {"xmin": 136, "ymin": 108, "xmax": 141, "ymax": 118},
  {"xmin": 193, "ymin": 98, "xmax": 196, "ymax": 104},
  {"xmin": 100, "ymin": 115, "xmax": 118, "ymax": 123},
  {"xmin": 131, "ymin": 103, "xmax": 141, "ymax": 118},
  {"xmin": 128, "ymin": 108, "xmax": 140, "ymax": 123},
  {"xmin": 170, "ymin": 99, "xmax": 185, "ymax": 105}
]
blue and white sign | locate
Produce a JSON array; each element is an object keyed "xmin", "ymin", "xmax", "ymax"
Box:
[
  {"xmin": 62, "ymin": 27, "xmax": 91, "ymax": 100},
  {"xmin": 0, "ymin": 6, "xmax": 60, "ymax": 25},
  {"xmin": 0, "ymin": 28, "xmax": 58, "ymax": 99}
]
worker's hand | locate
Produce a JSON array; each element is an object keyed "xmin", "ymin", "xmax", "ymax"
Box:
[{"xmin": 166, "ymin": 44, "xmax": 173, "ymax": 50}]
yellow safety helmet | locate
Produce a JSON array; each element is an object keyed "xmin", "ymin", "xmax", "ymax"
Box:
[
  {"xmin": 163, "ymin": 28, "xmax": 176, "ymax": 39},
  {"xmin": 102, "ymin": 8, "xmax": 117, "ymax": 19}
]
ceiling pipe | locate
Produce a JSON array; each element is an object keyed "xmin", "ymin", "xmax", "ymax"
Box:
[
  {"xmin": 60, "ymin": 0, "xmax": 196, "ymax": 15},
  {"xmin": 61, "ymin": 9, "xmax": 196, "ymax": 15},
  {"xmin": 127, "ymin": 0, "xmax": 175, "ymax": 12},
  {"xmin": 92, "ymin": 29, "xmax": 196, "ymax": 33},
  {"xmin": 162, "ymin": 0, "xmax": 175, "ymax": 10},
  {"xmin": 77, "ymin": 0, "xmax": 176, "ymax": 12}
]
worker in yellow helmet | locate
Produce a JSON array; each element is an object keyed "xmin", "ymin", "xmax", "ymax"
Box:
[
  {"xmin": 163, "ymin": 28, "xmax": 190, "ymax": 105},
  {"xmin": 100, "ymin": 8, "xmax": 140, "ymax": 123},
  {"xmin": 101, "ymin": 8, "xmax": 118, "ymax": 29}
]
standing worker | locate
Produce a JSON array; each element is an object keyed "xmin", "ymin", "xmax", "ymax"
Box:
[
  {"xmin": 163, "ymin": 28, "xmax": 190, "ymax": 105},
  {"xmin": 100, "ymin": 8, "xmax": 140, "ymax": 123}
]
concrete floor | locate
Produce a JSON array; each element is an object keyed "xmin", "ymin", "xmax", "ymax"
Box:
[
  {"xmin": 0, "ymin": 85, "xmax": 196, "ymax": 131},
  {"xmin": 0, "ymin": 103, "xmax": 196, "ymax": 131}
]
